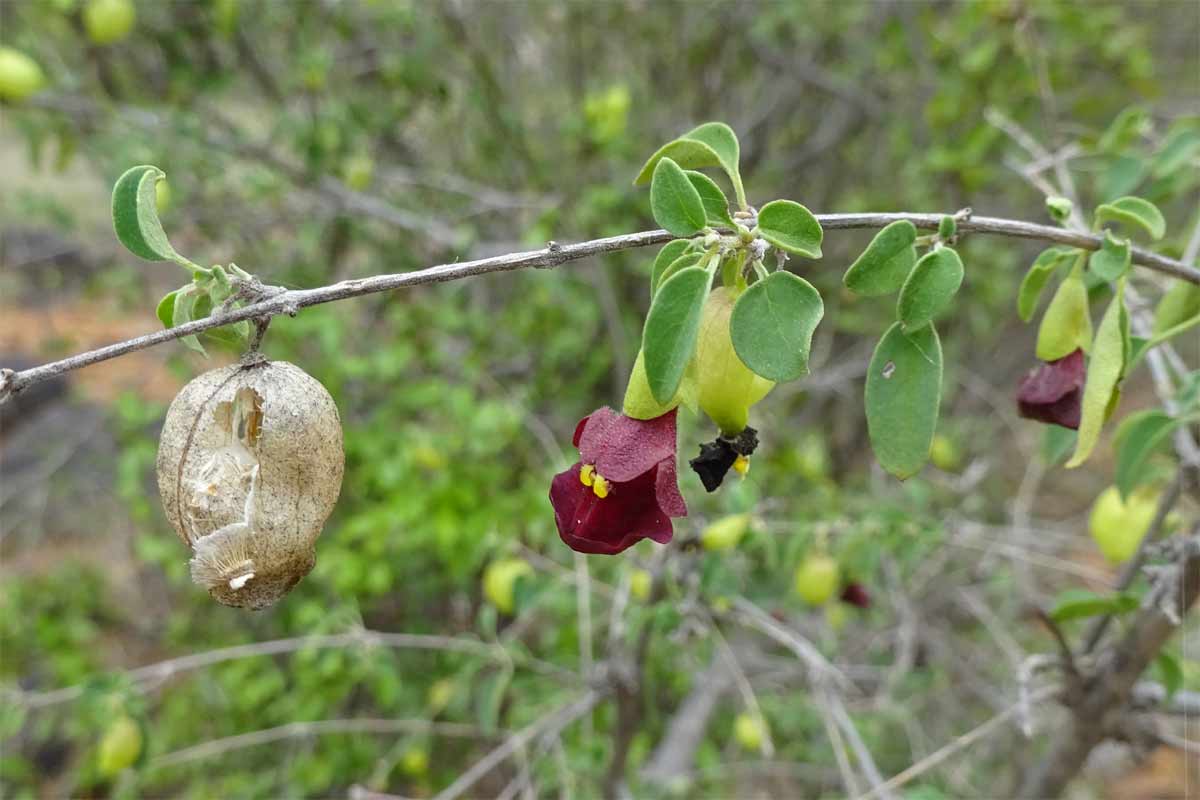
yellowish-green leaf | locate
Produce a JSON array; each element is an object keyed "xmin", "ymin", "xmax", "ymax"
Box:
[
  {"xmin": 1036, "ymin": 266, "xmax": 1092, "ymax": 361},
  {"xmin": 1066, "ymin": 284, "xmax": 1128, "ymax": 468},
  {"xmin": 1018, "ymin": 247, "xmax": 1077, "ymax": 322}
]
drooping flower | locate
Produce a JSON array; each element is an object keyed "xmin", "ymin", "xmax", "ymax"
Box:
[
  {"xmin": 839, "ymin": 582, "xmax": 872, "ymax": 609},
  {"xmin": 549, "ymin": 407, "xmax": 686, "ymax": 555},
  {"xmin": 1016, "ymin": 348, "xmax": 1085, "ymax": 430}
]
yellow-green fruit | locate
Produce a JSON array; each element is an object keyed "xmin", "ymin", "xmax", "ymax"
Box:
[
  {"xmin": 734, "ymin": 713, "xmax": 767, "ymax": 752},
  {"xmin": 400, "ymin": 746, "xmax": 429, "ymax": 776},
  {"xmin": 97, "ymin": 715, "xmax": 142, "ymax": 776},
  {"xmin": 0, "ymin": 47, "xmax": 46, "ymax": 102},
  {"xmin": 483, "ymin": 558, "xmax": 532, "ymax": 614},
  {"xmin": 929, "ymin": 434, "xmax": 962, "ymax": 472},
  {"xmin": 701, "ymin": 513, "xmax": 750, "ymax": 551},
  {"xmin": 84, "ymin": 0, "xmax": 136, "ymax": 45},
  {"xmin": 155, "ymin": 179, "xmax": 171, "ymax": 215},
  {"xmin": 629, "ymin": 568, "xmax": 652, "ymax": 601},
  {"xmin": 427, "ymin": 679, "xmax": 453, "ymax": 714},
  {"xmin": 342, "ymin": 154, "xmax": 375, "ymax": 191},
  {"xmin": 795, "ymin": 555, "xmax": 839, "ymax": 606},
  {"xmin": 1089, "ymin": 485, "xmax": 1160, "ymax": 564},
  {"xmin": 695, "ymin": 287, "xmax": 773, "ymax": 435}
]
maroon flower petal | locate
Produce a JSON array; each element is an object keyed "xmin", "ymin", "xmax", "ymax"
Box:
[
  {"xmin": 839, "ymin": 582, "xmax": 872, "ymax": 609},
  {"xmin": 1017, "ymin": 349, "xmax": 1085, "ymax": 404},
  {"xmin": 589, "ymin": 409, "xmax": 679, "ymax": 482},
  {"xmin": 549, "ymin": 464, "xmax": 676, "ymax": 554},
  {"xmin": 575, "ymin": 406, "xmax": 620, "ymax": 454},
  {"xmin": 1019, "ymin": 389, "xmax": 1082, "ymax": 429},
  {"xmin": 1016, "ymin": 349, "xmax": 1085, "ymax": 430},
  {"xmin": 654, "ymin": 458, "xmax": 687, "ymax": 517}
]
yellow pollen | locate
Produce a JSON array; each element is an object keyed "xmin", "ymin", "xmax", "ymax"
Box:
[
  {"xmin": 579, "ymin": 464, "xmax": 595, "ymax": 486},
  {"xmin": 733, "ymin": 455, "xmax": 750, "ymax": 476},
  {"xmin": 592, "ymin": 474, "xmax": 611, "ymax": 498}
]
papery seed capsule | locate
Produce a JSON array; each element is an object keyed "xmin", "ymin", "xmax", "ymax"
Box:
[{"xmin": 156, "ymin": 359, "xmax": 343, "ymax": 609}]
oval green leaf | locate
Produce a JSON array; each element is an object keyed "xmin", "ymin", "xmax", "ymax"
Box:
[
  {"xmin": 1066, "ymin": 285, "xmax": 1129, "ymax": 468},
  {"xmin": 730, "ymin": 271, "xmax": 824, "ymax": 382},
  {"xmin": 685, "ymin": 170, "xmax": 733, "ymax": 227},
  {"xmin": 1018, "ymin": 247, "xmax": 1077, "ymax": 322},
  {"xmin": 842, "ymin": 220, "xmax": 918, "ymax": 296},
  {"xmin": 1095, "ymin": 196, "xmax": 1165, "ymax": 240},
  {"xmin": 1088, "ymin": 231, "xmax": 1131, "ymax": 282},
  {"xmin": 865, "ymin": 321, "xmax": 943, "ymax": 480},
  {"xmin": 642, "ymin": 266, "xmax": 711, "ymax": 404},
  {"xmin": 650, "ymin": 158, "xmax": 707, "ymax": 237},
  {"xmin": 112, "ymin": 165, "xmax": 179, "ymax": 261},
  {"xmin": 896, "ymin": 246, "xmax": 964, "ymax": 331},
  {"xmin": 1036, "ymin": 267, "xmax": 1092, "ymax": 361},
  {"xmin": 756, "ymin": 200, "xmax": 822, "ymax": 259},
  {"xmin": 680, "ymin": 122, "xmax": 743, "ymax": 205}
]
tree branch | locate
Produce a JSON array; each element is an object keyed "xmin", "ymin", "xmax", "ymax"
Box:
[
  {"xmin": 1019, "ymin": 527, "xmax": 1200, "ymax": 798},
  {"xmin": 2, "ymin": 214, "xmax": 1196, "ymax": 404}
]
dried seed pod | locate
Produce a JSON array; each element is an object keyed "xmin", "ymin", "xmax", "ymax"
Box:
[{"xmin": 156, "ymin": 359, "xmax": 343, "ymax": 609}]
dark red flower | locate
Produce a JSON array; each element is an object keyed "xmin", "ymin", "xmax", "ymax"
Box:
[
  {"xmin": 549, "ymin": 407, "xmax": 687, "ymax": 555},
  {"xmin": 839, "ymin": 582, "xmax": 871, "ymax": 609},
  {"xmin": 1016, "ymin": 348, "xmax": 1085, "ymax": 430}
]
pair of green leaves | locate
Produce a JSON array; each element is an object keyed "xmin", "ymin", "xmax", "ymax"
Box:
[
  {"xmin": 642, "ymin": 247, "xmax": 825, "ymax": 404},
  {"xmin": 842, "ymin": 220, "xmax": 962, "ymax": 329},
  {"xmin": 114, "ymin": 165, "xmax": 249, "ymax": 355},
  {"xmin": 648, "ymin": 158, "xmax": 733, "ymax": 237}
]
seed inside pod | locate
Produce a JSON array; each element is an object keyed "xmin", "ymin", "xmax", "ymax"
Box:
[{"xmin": 156, "ymin": 360, "xmax": 343, "ymax": 609}]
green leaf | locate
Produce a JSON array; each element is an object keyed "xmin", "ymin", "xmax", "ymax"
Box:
[
  {"xmin": 756, "ymin": 200, "xmax": 822, "ymax": 259},
  {"xmin": 1066, "ymin": 284, "xmax": 1128, "ymax": 468},
  {"xmin": 896, "ymin": 247, "xmax": 964, "ymax": 331},
  {"xmin": 156, "ymin": 290, "xmax": 178, "ymax": 328},
  {"xmin": 1114, "ymin": 410, "xmax": 1180, "ymax": 500},
  {"xmin": 842, "ymin": 220, "xmax": 918, "ymax": 296},
  {"xmin": 730, "ymin": 271, "xmax": 824, "ymax": 382},
  {"xmin": 635, "ymin": 121, "xmax": 742, "ymax": 191},
  {"xmin": 1049, "ymin": 588, "xmax": 1138, "ymax": 623},
  {"xmin": 1095, "ymin": 196, "xmax": 1166, "ymax": 240},
  {"xmin": 111, "ymin": 165, "xmax": 180, "ymax": 262},
  {"xmin": 1156, "ymin": 652, "xmax": 1183, "ymax": 699},
  {"xmin": 1088, "ymin": 232, "xmax": 1131, "ymax": 282},
  {"xmin": 651, "ymin": 240, "xmax": 691, "ymax": 294},
  {"xmin": 1153, "ymin": 281, "xmax": 1200, "ymax": 336},
  {"xmin": 1018, "ymin": 247, "xmax": 1077, "ymax": 322},
  {"xmin": 865, "ymin": 321, "xmax": 943, "ymax": 480},
  {"xmin": 1097, "ymin": 106, "xmax": 1149, "ymax": 153},
  {"xmin": 1036, "ymin": 266, "xmax": 1092, "ymax": 361},
  {"xmin": 650, "ymin": 157, "xmax": 707, "ymax": 237},
  {"xmin": 171, "ymin": 288, "xmax": 207, "ymax": 356},
  {"xmin": 685, "ymin": 170, "xmax": 733, "ymax": 227},
  {"xmin": 642, "ymin": 266, "xmax": 711, "ymax": 404},
  {"xmin": 191, "ymin": 292, "xmax": 249, "ymax": 348}
]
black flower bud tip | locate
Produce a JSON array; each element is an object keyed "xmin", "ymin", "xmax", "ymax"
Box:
[{"xmin": 689, "ymin": 426, "xmax": 759, "ymax": 492}]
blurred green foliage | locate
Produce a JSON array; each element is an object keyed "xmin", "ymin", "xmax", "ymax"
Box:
[{"xmin": 1, "ymin": 1, "xmax": 1197, "ymax": 798}]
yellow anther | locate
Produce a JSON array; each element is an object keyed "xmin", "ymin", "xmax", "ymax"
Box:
[
  {"xmin": 579, "ymin": 464, "xmax": 595, "ymax": 486},
  {"xmin": 592, "ymin": 474, "xmax": 610, "ymax": 498},
  {"xmin": 733, "ymin": 455, "xmax": 750, "ymax": 476}
]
